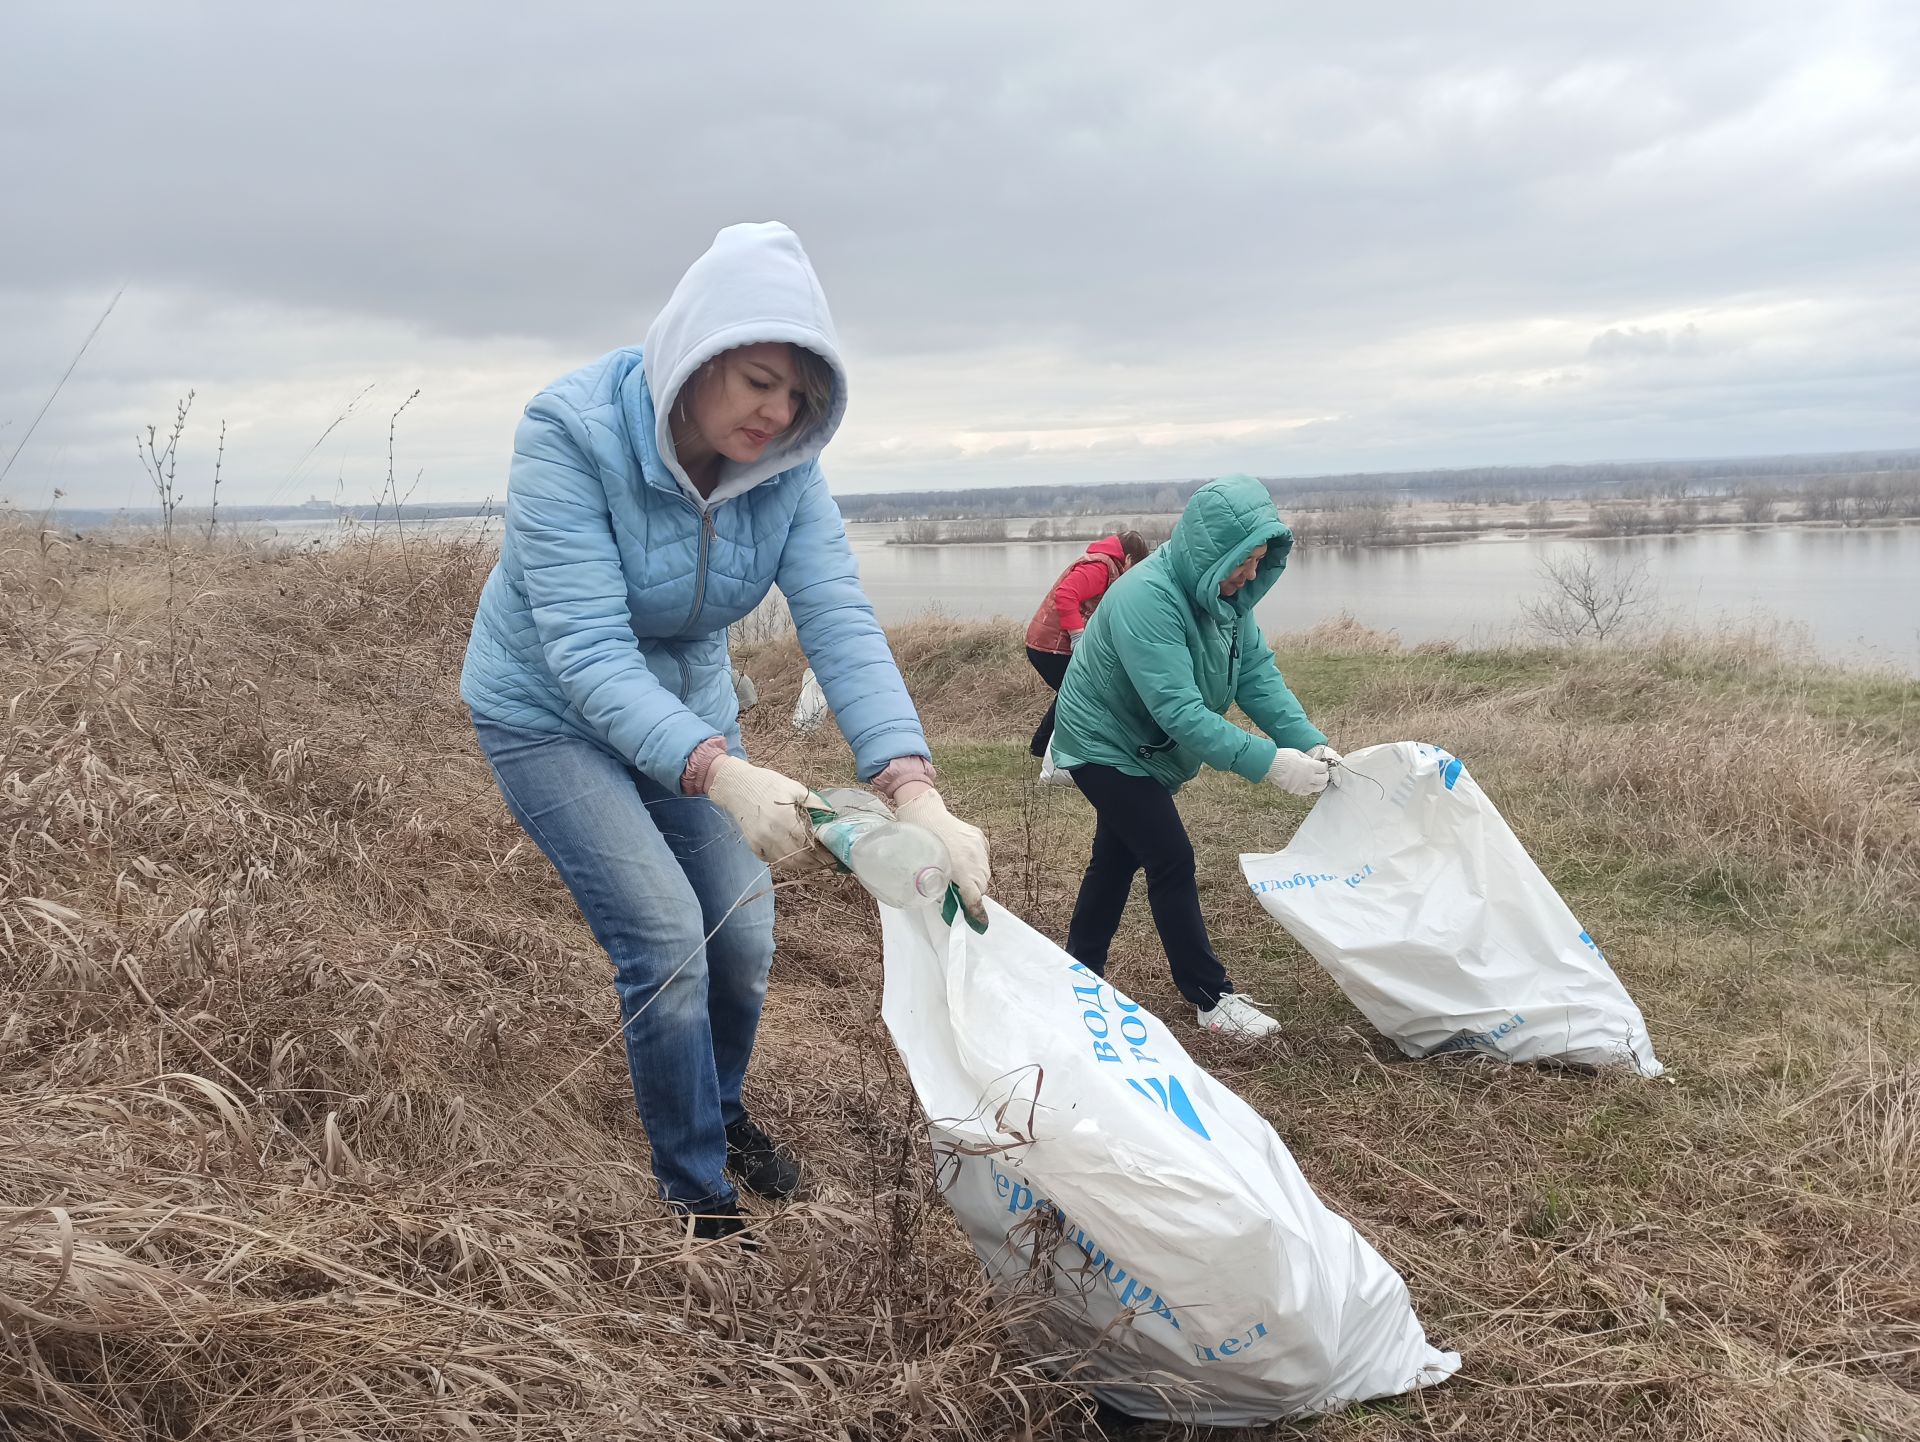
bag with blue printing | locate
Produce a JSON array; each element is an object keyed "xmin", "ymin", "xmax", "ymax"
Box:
[
  {"xmin": 879, "ymin": 901, "xmax": 1459, "ymax": 1425},
  {"xmin": 1241, "ymin": 741, "xmax": 1663, "ymax": 1075}
]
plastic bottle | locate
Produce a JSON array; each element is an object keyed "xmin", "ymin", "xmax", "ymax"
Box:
[{"xmin": 811, "ymin": 787, "xmax": 952, "ymax": 910}]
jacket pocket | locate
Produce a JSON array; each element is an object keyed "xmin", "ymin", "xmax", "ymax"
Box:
[{"xmin": 1133, "ymin": 729, "xmax": 1179, "ymax": 761}]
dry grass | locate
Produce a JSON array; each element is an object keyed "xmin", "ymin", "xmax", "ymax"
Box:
[
  {"xmin": 3, "ymin": 524, "xmax": 1917, "ymax": 1440},
  {"xmin": 742, "ymin": 614, "xmax": 1920, "ymax": 1440},
  {"xmin": 0, "ymin": 525, "xmax": 1097, "ymax": 1441}
]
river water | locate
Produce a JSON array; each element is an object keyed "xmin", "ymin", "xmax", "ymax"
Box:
[
  {"xmin": 260, "ymin": 514, "xmax": 1920, "ymax": 672},
  {"xmin": 846, "ymin": 522, "xmax": 1920, "ymax": 672}
]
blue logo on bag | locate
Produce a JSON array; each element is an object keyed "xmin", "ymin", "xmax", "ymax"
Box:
[
  {"xmin": 1254, "ymin": 864, "xmax": 1375, "ymax": 896},
  {"xmin": 1431, "ymin": 1012, "xmax": 1528, "ymax": 1056},
  {"xmin": 1415, "ymin": 743, "xmax": 1465, "ymax": 790},
  {"xmin": 1068, "ymin": 964, "xmax": 1211, "ymax": 1141},
  {"xmin": 988, "ymin": 1161, "xmax": 1185, "ymax": 1333}
]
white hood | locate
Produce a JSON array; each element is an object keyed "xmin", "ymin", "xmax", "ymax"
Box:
[{"xmin": 644, "ymin": 221, "xmax": 849, "ymax": 506}]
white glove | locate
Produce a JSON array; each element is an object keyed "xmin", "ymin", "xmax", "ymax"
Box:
[
  {"xmin": 706, "ymin": 756, "xmax": 832, "ymax": 872},
  {"xmin": 894, "ymin": 789, "xmax": 991, "ymax": 926},
  {"xmin": 1307, "ymin": 743, "xmax": 1344, "ymax": 765},
  {"xmin": 1265, "ymin": 747, "xmax": 1331, "ymax": 796}
]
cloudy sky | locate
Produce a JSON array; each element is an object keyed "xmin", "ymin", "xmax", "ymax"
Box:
[{"xmin": 3, "ymin": 1, "xmax": 1916, "ymax": 509}]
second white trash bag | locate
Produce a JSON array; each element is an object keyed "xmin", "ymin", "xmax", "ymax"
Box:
[
  {"xmin": 1241, "ymin": 742, "xmax": 1662, "ymax": 1075},
  {"xmin": 880, "ymin": 901, "xmax": 1459, "ymax": 1426},
  {"xmin": 1036, "ymin": 740, "xmax": 1076, "ymax": 787},
  {"xmin": 790, "ymin": 668, "xmax": 829, "ymax": 733}
]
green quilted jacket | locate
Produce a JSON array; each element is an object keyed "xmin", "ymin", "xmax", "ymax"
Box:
[{"xmin": 1050, "ymin": 474, "xmax": 1325, "ymax": 792}]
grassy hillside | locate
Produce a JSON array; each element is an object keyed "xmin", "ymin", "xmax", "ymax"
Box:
[{"xmin": 1, "ymin": 523, "xmax": 1915, "ymax": 1441}]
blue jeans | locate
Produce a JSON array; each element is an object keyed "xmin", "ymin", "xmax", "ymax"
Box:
[{"xmin": 473, "ymin": 716, "xmax": 775, "ymax": 1212}]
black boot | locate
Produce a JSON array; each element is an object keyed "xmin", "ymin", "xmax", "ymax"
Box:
[
  {"xmin": 725, "ymin": 1115, "xmax": 802, "ymax": 1200},
  {"xmin": 1088, "ymin": 1397, "xmax": 1149, "ymax": 1436},
  {"xmin": 688, "ymin": 1200, "xmax": 756, "ymax": 1247}
]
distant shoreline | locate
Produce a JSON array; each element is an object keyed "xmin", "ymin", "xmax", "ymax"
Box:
[
  {"xmin": 29, "ymin": 507, "xmax": 1918, "ymax": 555},
  {"xmin": 22, "ymin": 468, "xmax": 1918, "ymax": 557},
  {"xmin": 880, "ymin": 513, "xmax": 1920, "ymax": 551}
]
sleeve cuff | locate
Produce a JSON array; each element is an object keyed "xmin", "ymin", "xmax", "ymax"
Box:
[
  {"xmin": 871, "ymin": 755, "xmax": 937, "ymax": 802},
  {"xmin": 680, "ymin": 736, "xmax": 731, "ymax": 796},
  {"xmin": 1235, "ymin": 737, "xmax": 1281, "ymax": 785}
]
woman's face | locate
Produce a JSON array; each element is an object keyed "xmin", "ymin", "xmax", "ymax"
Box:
[
  {"xmin": 1219, "ymin": 544, "xmax": 1267, "ymax": 598},
  {"xmin": 684, "ymin": 342, "xmax": 809, "ymax": 465}
]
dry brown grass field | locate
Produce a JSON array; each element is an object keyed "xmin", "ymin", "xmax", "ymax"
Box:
[{"xmin": 1, "ymin": 521, "xmax": 1915, "ymax": 1441}]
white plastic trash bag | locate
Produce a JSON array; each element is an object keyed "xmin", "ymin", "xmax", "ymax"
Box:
[
  {"xmin": 731, "ymin": 666, "xmax": 758, "ymax": 713},
  {"xmin": 791, "ymin": 667, "xmax": 829, "ymax": 733},
  {"xmin": 880, "ymin": 901, "xmax": 1459, "ymax": 1426},
  {"xmin": 1037, "ymin": 739, "xmax": 1075, "ymax": 787},
  {"xmin": 1241, "ymin": 742, "xmax": 1662, "ymax": 1075}
]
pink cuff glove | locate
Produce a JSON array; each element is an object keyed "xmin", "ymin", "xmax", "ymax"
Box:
[
  {"xmin": 681, "ymin": 736, "xmax": 731, "ymax": 796},
  {"xmin": 871, "ymin": 755, "xmax": 936, "ymax": 803}
]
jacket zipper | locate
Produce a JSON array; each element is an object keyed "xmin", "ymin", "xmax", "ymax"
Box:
[
  {"xmin": 685, "ymin": 503, "xmax": 715, "ymax": 630},
  {"xmin": 1136, "ymin": 617, "xmax": 1239, "ymax": 762}
]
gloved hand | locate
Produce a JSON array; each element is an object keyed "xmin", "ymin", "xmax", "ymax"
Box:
[
  {"xmin": 1265, "ymin": 747, "xmax": 1331, "ymax": 796},
  {"xmin": 1307, "ymin": 743, "xmax": 1344, "ymax": 766},
  {"xmin": 894, "ymin": 788, "xmax": 992, "ymax": 926},
  {"xmin": 706, "ymin": 756, "xmax": 833, "ymax": 872}
]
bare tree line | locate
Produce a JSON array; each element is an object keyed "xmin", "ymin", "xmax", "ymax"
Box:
[
  {"xmin": 884, "ymin": 465, "xmax": 1920, "ymax": 549},
  {"xmin": 889, "ymin": 516, "xmax": 1177, "ymax": 546},
  {"xmin": 835, "ymin": 449, "xmax": 1920, "ymax": 524},
  {"xmin": 1581, "ymin": 471, "xmax": 1920, "ymax": 534}
]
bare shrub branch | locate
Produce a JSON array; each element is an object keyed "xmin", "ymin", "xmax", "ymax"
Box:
[{"xmin": 1522, "ymin": 545, "xmax": 1656, "ymax": 642}]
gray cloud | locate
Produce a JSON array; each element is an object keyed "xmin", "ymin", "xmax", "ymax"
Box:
[
  {"xmin": 1589, "ymin": 323, "xmax": 1704, "ymax": 360},
  {"xmin": 2, "ymin": 1, "xmax": 1916, "ymax": 507}
]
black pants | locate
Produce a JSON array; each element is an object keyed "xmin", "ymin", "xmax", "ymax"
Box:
[
  {"xmin": 1026, "ymin": 646, "xmax": 1071, "ymax": 757},
  {"xmin": 1065, "ymin": 763, "xmax": 1232, "ymax": 1009}
]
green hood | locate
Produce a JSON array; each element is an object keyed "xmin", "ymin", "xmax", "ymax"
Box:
[{"xmin": 1160, "ymin": 473, "xmax": 1293, "ymax": 622}]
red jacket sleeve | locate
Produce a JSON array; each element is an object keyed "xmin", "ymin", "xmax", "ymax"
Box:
[{"xmin": 1052, "ymin": 560, "xmax": 1111, "ymax": 636}]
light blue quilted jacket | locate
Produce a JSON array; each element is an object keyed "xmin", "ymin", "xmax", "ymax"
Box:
[{"xmin": 460, "ymin": 222, "xmax": 929, "ymax": 789}]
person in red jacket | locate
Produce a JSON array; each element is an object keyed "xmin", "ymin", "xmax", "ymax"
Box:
[{"xmin": 1025, "ymin": 530, "xmax": 1150, "ymax": 757}]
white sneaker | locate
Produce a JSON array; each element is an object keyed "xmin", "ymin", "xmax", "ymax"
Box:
[{"xmin": 1196, "ymin": 993, "xmax": 1282, "ymax": 1039}]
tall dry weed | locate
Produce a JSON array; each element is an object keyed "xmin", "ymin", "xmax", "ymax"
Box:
[{"xmin": 0, "ymin": 524, "xmax": 1105, "ymax": 1442}]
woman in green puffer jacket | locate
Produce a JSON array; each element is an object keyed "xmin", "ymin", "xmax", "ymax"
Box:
[{"xmin": 1049, "ymin": 474, "xmax": 1342, "ymax": 1038}]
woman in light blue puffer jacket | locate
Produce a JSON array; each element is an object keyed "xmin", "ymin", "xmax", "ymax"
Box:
[{"xmin": 461, "ymin": 223, "xmax": 991, "ymax": 1240}]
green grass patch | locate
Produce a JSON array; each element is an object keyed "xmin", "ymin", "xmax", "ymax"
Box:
[
  {"xmin": 1652, "ymin": 652, "xmax": 1920, "ymax": 749},
  {"xmin": 1274, "ymin": 646, "xmax": 1563, "ymax": 714},
  {"xmin": 926, "ymin": 738, "xmax": 1036, "ymax": 788}
]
